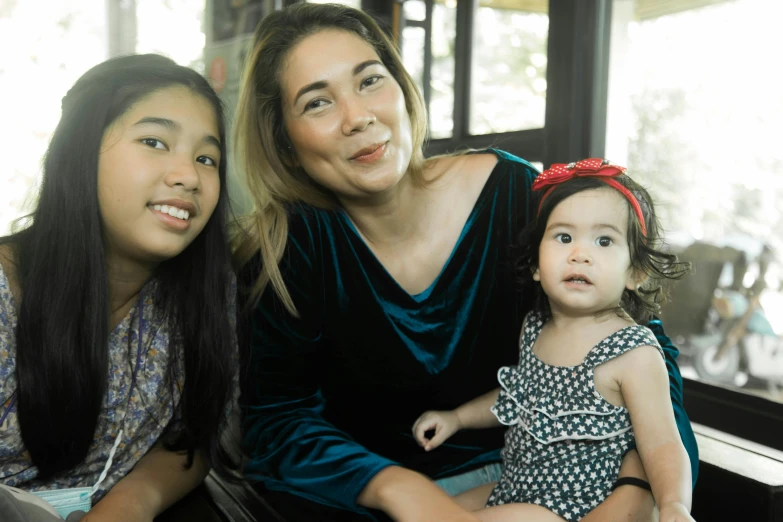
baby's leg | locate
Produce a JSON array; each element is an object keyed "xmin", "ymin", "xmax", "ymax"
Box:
[
  {"xmin": 474, "ymin": 503, "xmax": 566, "ymax": 522},
  {"xmin": 453, "ymin": 482, "xmax": 496, "ymax": 511}
]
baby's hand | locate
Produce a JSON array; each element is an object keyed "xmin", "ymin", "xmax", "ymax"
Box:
[
  {"xmin": 412, "ymin": 410, "xmax": 462, "ymax": 451},
  {"xmin": 658, "ymin": 502, "xmax": 695, "ymax": 522}
]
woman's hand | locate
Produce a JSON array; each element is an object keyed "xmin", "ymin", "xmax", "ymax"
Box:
[
  {"xmin": 658, "ymin": 501, "xmax": 695, "ymax": 522},
  {"xmin": 358, "ymin": 466, "xmax": 481, "ymax": 522},
  {"xmin": 412, "ymin": 410, "xmax": 462, "ymax": 451}
]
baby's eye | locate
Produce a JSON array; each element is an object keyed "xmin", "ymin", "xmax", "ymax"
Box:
[
  {"xmin": 140, "ymin": 138, "xmax": 166, "ymax": 150},
  {"xmin": 596, "ymin": 236, "xmax": 613, "ymax": 247},
  {"xmin": 555, "ymin": 233, "xmax": 572, "ymax": 244}
]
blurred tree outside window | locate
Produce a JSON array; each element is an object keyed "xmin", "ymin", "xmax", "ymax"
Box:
[
  {"xmin": 400, "ymin": 0, "xmax": 547, "ymax": 139},
  {"xmin": 606, "ymin": 0, "xmax": 783, "ymax": 401},
  {"xmin": 470, "ymin": 1, "xmax": 548, "ymax": 135}
]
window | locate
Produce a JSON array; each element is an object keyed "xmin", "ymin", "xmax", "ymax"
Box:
[
  {"xmin": 0, "ymin": 0, "xmax": 108, "ymax": 235},
  {"xmin": 136, "ymin": 0, "xmax": 207, "ymax": 72},
  {"xmin": 400, "ymin": 0, "xmax": 456, "ymax": 138},
  {"xmin": 398, "ymin": 0, "xmax": 548, "ymax": 158},
  {"xmin": 470, "ymin": 1, "xmax": 548, "ymax": 135},
  {"xmin": 1, "ymin": 0, "xmax": 207, "ymax": 235},
  {"xmin": 606, "ymin": 0, "xmax": 783, "ymax": 411}
]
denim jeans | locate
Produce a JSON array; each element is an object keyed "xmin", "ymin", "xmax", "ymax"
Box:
[{"xmin": 434, "ymin": 462, "xmax": 503, "ymax": 497}]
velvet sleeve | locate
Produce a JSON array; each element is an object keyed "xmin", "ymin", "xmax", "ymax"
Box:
[
  {"xmin": 240, "ymin": 217, "xmax": 397, "ymax": 511},
  {"xmin": 646, "ymin": 318, "xmax": 700, "ymax": 488}
]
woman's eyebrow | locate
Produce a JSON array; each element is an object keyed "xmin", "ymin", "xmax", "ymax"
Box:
[
  {"xmin": 293, "ymin": 60, "xmax": 384, "ymax": 105},
  {"xmin": 353, "ymin": 59, "xmax": 382, "ymax": 75}
]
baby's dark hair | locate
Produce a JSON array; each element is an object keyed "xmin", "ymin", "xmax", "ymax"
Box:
[{"xmin": 516, "ymin": 174, "xmax": 691, "ymax": 323}]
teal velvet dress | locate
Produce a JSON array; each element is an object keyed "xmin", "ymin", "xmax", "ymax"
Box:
[{"xmin": 240, "ymin": 149, "xmax": 698, "ymax": 518}]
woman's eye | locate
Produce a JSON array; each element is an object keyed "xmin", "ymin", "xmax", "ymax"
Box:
[
  {"xmin": 361, "ymin": 75, "xmax": 382, "ymax": 88},
  {"xmin": 555, "ymin": 233, "xmax": 571, "ymax": 244},
  {"xmin": 597, "ymin": 236, "xmax": 613, "ymax": 247},
  {"xmin": 304, "ymin": 98, "xmax": 328, "ymax": 112},
  {"xmin": 197, "ymin": 156, "xmax": 218, "ymax": 167},
  {"xmin": 140, "ymin": 138, "xmax": 167, "ymax": 150}
]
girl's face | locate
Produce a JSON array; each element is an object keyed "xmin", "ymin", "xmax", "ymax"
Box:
[
  {"xmin": 97, "ymin": 86, "xmax": 221, "ymax": 267},
  {"xmin": 280, "ymin": 29, "xmax": 413, "ymax": 200},
  {"xmin": 534, "ymin": 187, "xmax": 639, "ymax": 317}
]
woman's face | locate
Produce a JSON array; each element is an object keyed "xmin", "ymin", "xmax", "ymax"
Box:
[
  {"xmin": 97, "ymin": 86, "xmax": 222, "ymax": 267},
  {"xmin": 280, "ymin": 29, "xmax": 413, "ymax": 200}
]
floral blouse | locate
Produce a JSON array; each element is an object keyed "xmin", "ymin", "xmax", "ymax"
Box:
[{"xmin": 0, "ymin": 263, "xmax": 236, "ymax": 501}]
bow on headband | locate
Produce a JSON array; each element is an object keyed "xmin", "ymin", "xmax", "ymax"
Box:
[{"xmin": 533, "ymin": 158, "xmax": 647, "ymax": 236}]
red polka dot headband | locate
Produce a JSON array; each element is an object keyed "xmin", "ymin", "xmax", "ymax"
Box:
[{"xmin": 533, "ymin": 158, "xmax": 647, "ymax": 236}]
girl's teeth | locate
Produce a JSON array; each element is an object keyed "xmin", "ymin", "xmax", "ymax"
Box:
[{"xmin": 151, "ymin": 205, "xmax": 189, "ymax": 220}]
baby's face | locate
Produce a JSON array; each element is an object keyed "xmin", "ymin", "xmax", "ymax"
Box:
[{"xmin": 534, "ymin": 187, "xmax": 638, "ymax": 316}]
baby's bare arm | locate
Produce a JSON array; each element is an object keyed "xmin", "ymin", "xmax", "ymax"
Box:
[
  {"xmin": 455, "ymin": 388, "xmax": 503, "ymax": 430},
  {"xmin": 413, "ymin": 388, "xmax": 502, "ymax": 451},
  {"xmin": 617, "ymin": 345, "xmax": 693, "ymax": 519}
]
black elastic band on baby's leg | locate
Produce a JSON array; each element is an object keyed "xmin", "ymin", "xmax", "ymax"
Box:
[{"xmin": 611, "ymin": 477, "xmax": 652, "ymax": 492}]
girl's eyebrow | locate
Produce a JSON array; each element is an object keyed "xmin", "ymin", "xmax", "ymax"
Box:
[
  {"xmin": 545, "ymin": 222, "xmax": 623, "ymax": 235},
  {"xmin": 594, "ymin": 223, "xmax": 623, "ymax": 235},
  {"xmin": 545, "ymin": 222, "xmax": 573, "ymax": 231},
  {"xmin": 133, "ymin": 117, "xmax": 221, "ymax": 149}
]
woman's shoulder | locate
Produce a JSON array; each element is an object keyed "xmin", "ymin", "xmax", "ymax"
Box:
[
  {"xmin": 433, "ymin": 149, "xmax": 540, "ymax": 188},
  {"xmin": 483, "ymin": 149, "xmax": 540, "ymax": 176}
]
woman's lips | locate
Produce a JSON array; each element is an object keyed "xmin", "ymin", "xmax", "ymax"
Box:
[{"xmin": 350, "ymin": 142, "xmax": 387, "ymax": 163}]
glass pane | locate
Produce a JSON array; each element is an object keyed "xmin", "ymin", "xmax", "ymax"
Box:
[
  {"xmin": 429, "ymin": 1, "xmax": 456, "ymax": 139},
  {"xmin": 0, "ymin": 0, "xmax": 108, "ymax": 235},
  {"xmin": 401, "ymin": 1, "xmax": 456, "ymax": 139},
  {"xmin": 605, "ymin": 0, "xmax": 783, "ymax": 403},
  {"xmin": 136, "ymin": 0, "xmax": 206, "ymax": 71},
  {"xmin": 470, "ymin": 2, "xmax": 548, "ymax": 135},
  {"xmin": 404, "ymin": 0, "xmax": 426, "ymax": 22},
  {"xmin": 401, "ymin": 26, "xmax": 425, "ymax": 89}
]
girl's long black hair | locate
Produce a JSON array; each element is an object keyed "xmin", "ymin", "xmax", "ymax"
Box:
[
  {"xmin": 516, "ymin": 175, "xmax": 691, "ymax": 324},
  {"xmin": 2, "ymin": 54, "xmax": 237, "ymax": 479}
]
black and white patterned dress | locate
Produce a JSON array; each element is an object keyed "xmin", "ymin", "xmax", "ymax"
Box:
[{"xmin": 486, "ymin": 310, "xmax": 663, "ymax": 521}]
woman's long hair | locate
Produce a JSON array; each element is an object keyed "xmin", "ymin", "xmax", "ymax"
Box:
[
  {"xmin": 232, "ymin": 2, "xmax": 428, "ymax": 314},
  {"xmin": 2, "ymin": 54, "xmax": 237, "ymax": 479}
]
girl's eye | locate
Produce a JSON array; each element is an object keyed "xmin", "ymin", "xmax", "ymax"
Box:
[
  {"xmin": 361, "ymin": 75, "xmax": 382, "ymax": 88},
  {"xmin": 555, "ymin": 233, "xmax": 571, "ymax": 244},
  {"xmin": 304, "ymin": 98, "xmax": 328, "ymax": 112},
  {"xmin": 197, "ymin": 156, "xmax": 218, "ymax": 167},
  {"xmin": 140, "ymin": 138, "xmax": 166, "ymax": 150},
  {"xmin": 597, "ymin": 236, "xmax": 613, "ymax": 247}
]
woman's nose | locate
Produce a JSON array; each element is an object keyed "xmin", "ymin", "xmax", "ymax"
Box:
[{"xmin": 341, "ymin": 100, "xmax": 376, "ymax": 135}]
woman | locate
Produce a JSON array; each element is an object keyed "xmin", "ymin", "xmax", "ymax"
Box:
[
  {"xmin": 0, "ymin": 54, "xmax": 237, "ymax": 521},
  {"xmin": 234, "ymin": 4, "xmax": 698, "ymax": 521}
]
